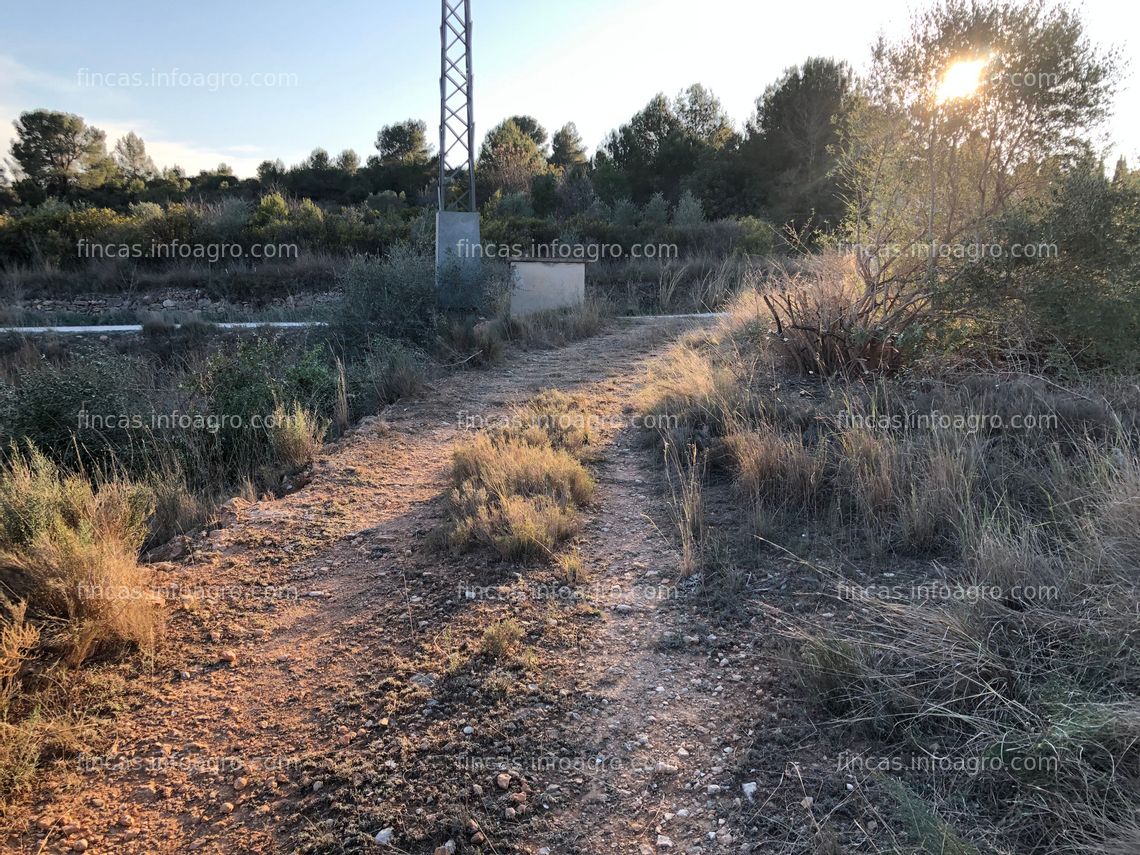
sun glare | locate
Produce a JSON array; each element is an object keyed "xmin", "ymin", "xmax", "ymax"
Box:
[{"xmin": 936, "ymin": 57, "xmax": 990, "ymax": 103}]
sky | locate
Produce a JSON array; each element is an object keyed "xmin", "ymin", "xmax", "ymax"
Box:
[{"xmin": 1, "ymin": 0, "xmax": 1136, "ymax": 178}]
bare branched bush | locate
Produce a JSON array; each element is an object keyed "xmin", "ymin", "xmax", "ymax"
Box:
[{"xmin": 739, "ymin": 253, "xmax": 928, "ymax": 376}]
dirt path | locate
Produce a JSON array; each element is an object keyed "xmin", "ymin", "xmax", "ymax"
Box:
[{"xmin": 8, "ymin": 318, "xmax": 783, "ymax": 855}]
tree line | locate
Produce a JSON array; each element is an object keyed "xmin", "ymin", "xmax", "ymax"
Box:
[{"xmin": 0, "ymin": 58, "xmax": 855, "ymax": 233}]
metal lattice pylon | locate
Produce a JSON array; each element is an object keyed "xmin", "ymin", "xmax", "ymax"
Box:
[{"xmin": 439, "ymin": 0, "xmax": 476, "ymax": 212}]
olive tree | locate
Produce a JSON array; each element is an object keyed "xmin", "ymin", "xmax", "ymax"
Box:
[{"xmin": 838, "ymin": 0, "xmax": 1119, "ymax": 316}]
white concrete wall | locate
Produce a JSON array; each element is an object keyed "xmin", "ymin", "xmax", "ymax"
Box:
[{"xmin": 509, "ymin": 261, "xmax": 585, "ymax": 317}]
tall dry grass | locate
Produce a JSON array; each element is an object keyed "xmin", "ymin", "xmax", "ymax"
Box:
[
  {"xmin": 505, "ymin": 297, "xmax": 612, "ymax": 348},
  {"xmin": 269, "ymin": 401, "xmax": 329, "ymax": 473},
  {"xmin": 0, "ymin": 446, "xmax": 163, "ymax": 802},
  {"xmin": 639, "ymin": 260, "xmax": 1140, "ymax": 854},
  {"xmin": 0, "ymin": 447, "xmax": 162, "ymax": 663}
]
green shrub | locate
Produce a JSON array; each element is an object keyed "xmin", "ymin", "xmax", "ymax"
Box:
[
  {"xmin": 284, "ymin": 346, "xmax": 339, "ymax": 414},
  {"xmin": 487, "ymin": 191, "xmax": 534, "ymax": 219},
  {"xmin": 531, "ymin": 173, "xmax": 559, "ymax": 216},
  {"xmin": 348, "ymin": 337, "xmax": 428, "ymax": 416},
  {"xmin": 0, "ymin": 201, "xmax": 133, "ymax": 269},
  {"xmin": 199, "ymin": 198, "xmax": 252, "ymax": 242},
  {"xmin": 585, "ymin": 199, "xmax": 612, "ymax": 222},
  {"xmin": 143, "ymin": 202, "xmax": 199, "ymax": 246},
  {"xmin": 328, "ymin": 248, "xmax": 437, "ymax": 350},
  {"xmin": 366, "ymin": 190, "xmax": 405, "ymax": 215},
  {"xmin": 0, "ymin": 327, "xmax": 424, "ymax": 563},
  {"xmin": 289, "ymin": 198, "xmax": 326, "ymax": 247},
  {"xmin": 613, "ymin": 199, "xmax": 639, "ymax": 227},
  {"xmin": 252, "ymin": 192, "xmax": 289, "ymax": 227},
  {"xmin": 198, "ymin": 341, "xmax": 283, "ymax": 434},
  {"xmin": 673, "ymin": 190, "xmax": 705, "ymax": 227},
  {"xmin": 0, "ymin": 350, "xmax": 150, "ymax": 470},
  {"xmin": 1024, "ymin": 265, "xmax": 1140, "ymax": 369},
  {"xmin": 735, "ymin": 216, "xmax": 776, "ymax": 255},
  {"xmin": 127, "ymin": 201, "xmax": 163, "ymax": 222},
  {"xmin": 641, "ymin": 192, "xmax": 670, "ymax": 228},
  {"xmin": 953, "ymin": 157, "xmax": 1140, "ymax": 369},
  {"xmin": 478, "ymin": 216, "xmax": 560, "ymax": 249},
  {"xmin": 190, "ymin": 340, "xmax": 340, "ymax": 477}
]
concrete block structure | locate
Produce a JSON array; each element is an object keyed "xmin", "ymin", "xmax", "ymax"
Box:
[
  {"xmin": 435, "ymin": 211, "xmax": 482, "ymax": 310},
  {"xmin": 508, "ymin": 259, "xmax": 586, "ymax": 317}
]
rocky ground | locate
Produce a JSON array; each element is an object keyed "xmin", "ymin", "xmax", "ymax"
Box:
[
  {"xmin": 4, "ymin": 289, "xmax": 340, "ymax": 325},
  {"xmin": 2, "ymin": 318, "xmax": 869, "ymax": 855}
]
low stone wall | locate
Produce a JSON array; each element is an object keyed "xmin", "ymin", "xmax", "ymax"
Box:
[{"xmin": 13, "ymin": 290, "xmax": 341, "ymax": 320}]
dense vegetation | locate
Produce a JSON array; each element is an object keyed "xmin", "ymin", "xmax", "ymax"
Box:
[
  {"xmin": 3, "ymin": 6, "xmax": 1135, "ymax": 360},
  {"xmin": 0, "ymin": 82, "xmax": 845, "ymax": 227},
  {"xmin": 0, "ymin": 58, "xmax": 832, "ymax": 305},
  {"xmin": 642, "ymin": 273, "xmax": 1140, "ymax": 854}
]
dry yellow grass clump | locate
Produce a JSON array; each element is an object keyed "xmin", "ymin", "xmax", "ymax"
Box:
[
  {"xmin": 479, "ymin": 617, "xmax": 524, "ymax": 661},
  {"xmin": 0, "ymin": 445, "xmax": 163, "ymax": 799},
  {"xmin": 439, "ymin": 298, "xmax": 611, "ymax": 366},
  {"xmin": 0, "ymin": 447, "xmax": 162, "ymax": 662},
  {"xmin": 448, "ymin": 391, "xmax": 596, "ymax": 562},
  {"xmin": 504, "ymin": 298, "xmax": 610, "ymax": 348},
  {"xmin": 269, "ymin": 401, "xmax": 329, "ymax": 473}
]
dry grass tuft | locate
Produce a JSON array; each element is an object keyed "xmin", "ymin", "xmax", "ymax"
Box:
[
  {"xmin": 436, "ymin": 297, "xmax": 610, "ymax": 368},
  {"xmin": 0, "ymin": 447, "xmax": 162, "ymax": 663},
  {"xmin": 480, "ymin": 618, "xmax": 524, "ymax": 661},
  {"xmin": 451, "ymin": 433, "xmax": 595, "ymax": 508},
  {"xmin": 725, "ymin": 425, "xmax": 823, "ymax": 507},
  {"xmin": 663, "ymin": 443, "xmax": 707, "ymax": 577},
  {"xmin": 0, "ymin": 446, "xmax": 161, "ymax": 803},
  {"xmin": 554, "ymin": 552, "xmax": 585, "ymax": 585},
  {"xmin": 0, "ymin": 604, "xmax": 37, "ymax": 714},
  {"xmin": 268, "ymin": 402, "xmax": 329, "ymax": 473},
  {"xmin": 1092, "ymin": 454, "xmax": 1140, "ymax": 567},
  {"xmin": 512, "ymin": 390, "xmax": 595, "ymax": 457},
  {"xmin": 438, "ymin": 317, "xmax": 509, "ymax": 366},
  {"xmin": 505, "ymin": 298, "xmax": 611, "ymax": 348},
  {"xmin": 448, "ymin": 391, "xmax": 596, "ymax": 563},
  {"xmin": 143, "ymin": 466, "xmax": 212, "ymax": 548},
  {"xmin": 638, "ymin": 339, "xmax": 742, "ymax": 449}
]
